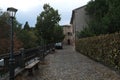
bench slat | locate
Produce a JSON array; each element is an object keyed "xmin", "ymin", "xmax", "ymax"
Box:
[{"xmin": 25, "ymin": 60, "xmax": 39, "ymax": 69}]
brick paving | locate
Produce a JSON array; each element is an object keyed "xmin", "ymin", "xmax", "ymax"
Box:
[{"xmin": 16, "ymin": 45, "xmax": 120, "ymax": 80}]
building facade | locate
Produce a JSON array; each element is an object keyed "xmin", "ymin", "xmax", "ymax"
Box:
[
  {"xmin": 70, "ymin": 5, "xmax": 90, "ymax": 46},
  {"xmin": 62, "ymin": 25, "xmax": 74, "ymax": 45}
]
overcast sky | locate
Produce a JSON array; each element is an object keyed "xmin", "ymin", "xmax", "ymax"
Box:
[{"xmin": 0, "ymin": 0, "xmax": 90, "ymax": 27}]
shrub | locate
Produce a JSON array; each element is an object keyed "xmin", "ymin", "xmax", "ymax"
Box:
[{"xmin": 76, "ymin": 32, "xmax": 120, "ymax": 70}]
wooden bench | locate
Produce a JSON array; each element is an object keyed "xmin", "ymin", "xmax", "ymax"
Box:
[{"xmin": 25, "ymin": 60, "xmax": 39, "ymax": 75}]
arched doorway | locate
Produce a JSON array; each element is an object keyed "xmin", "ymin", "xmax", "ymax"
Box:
[{"xmin": 67, "ymin": 39, "xmax": 70, "ymax": 45}]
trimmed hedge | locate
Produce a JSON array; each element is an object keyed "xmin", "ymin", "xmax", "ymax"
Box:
[{"xmin": 76, "ymin": 32, "xmax": 120, "ymax": 70}]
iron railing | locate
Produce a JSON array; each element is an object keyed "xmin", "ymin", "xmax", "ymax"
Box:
[{"xmin": 0, "ymin": 43, "xmax": 55, "ymax": 78}]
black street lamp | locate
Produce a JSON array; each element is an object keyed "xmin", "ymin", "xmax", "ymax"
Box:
[{"xmin": 7, "ymin": 7, "xmax": 17, "ymax": 80}]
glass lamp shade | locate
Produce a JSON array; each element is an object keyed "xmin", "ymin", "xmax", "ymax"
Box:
[{"xmin": 7, "ymin": 7, "xmax": 17, "ymax": 18}]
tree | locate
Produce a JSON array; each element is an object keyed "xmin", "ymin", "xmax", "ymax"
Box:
[
  {"xmin": 17, "ymin": 21, "xmax": 38, "ymax": 48},
  {"xmin": 54, "ymin": 25, "xmax": 65, "ymax": 42},
  {"xmin": 36, "ymin": 4, "xmax": 61, "ymax": 44},
  {"xmin": 24, "ymin": 21, "xmax": 30, "ymax": 30},
  {"xmin": 85, "ymin": 0, "xmax": 109, "ymax": 35},
  {"xmin": 80, "ymin": 0, "xmax": 120, "ymax": 38},
  {"xmin": 105, "ymin": 0, "xmax": 120, "ymax": 33},
  {"xmin": 0, "ymin": 11, "xmax": 23, "ymax": 55},
  {"xmin": 78, "ymin": 26, "xmax": 95, "ymax": 38},
  {"xmin": 17, "ymin": 29, "xmax": 37, "ymax": 48},
  {"xmin": 86, "ymin": 0, "xmax": 108, "ymax": 20}
]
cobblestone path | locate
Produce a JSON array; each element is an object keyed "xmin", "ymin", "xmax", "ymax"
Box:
[{"xmin": 16, "ymin": 46, "xmax": 120, "ymax": 80}]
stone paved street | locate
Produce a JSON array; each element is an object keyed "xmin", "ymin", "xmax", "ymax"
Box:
[{"xmin": 16, "ymin": 45, "xmax": 120, "ymax": 80}]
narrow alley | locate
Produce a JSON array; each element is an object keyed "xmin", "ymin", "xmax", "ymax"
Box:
[{"xmin": 16, "ymin": 46, "xmax": 120, "ymax": 80}]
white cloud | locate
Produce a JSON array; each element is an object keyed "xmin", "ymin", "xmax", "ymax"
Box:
[
  {"xmin": 0, "ymin": 0, "xmax": 89, "ymax": 11},
  {"xmin": 0, "ymin": 0, "xmax": 90, "ymax": 26},
  {"xmin": 0, "ymin": 0, "xmax": 42, "ymax": 11}
]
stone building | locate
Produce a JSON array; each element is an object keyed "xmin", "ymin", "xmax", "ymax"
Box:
[
  {"xmin": 62, "ymin": 25, "xmax": 74, "ymax": 45},
  {"xmin": 70, "ymin": 5, "xmax": 90, "ymax": 46}
]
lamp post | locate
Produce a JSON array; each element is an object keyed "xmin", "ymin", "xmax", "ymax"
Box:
[{"xmin": 7, "ymin": 7, "xmax": 17, "ymax": 80}]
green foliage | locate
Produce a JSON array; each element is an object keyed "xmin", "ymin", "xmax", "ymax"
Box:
[
  {"xmin": 13, "ymin": 19, "xmax": 38, "ymax": 49},
  {"xmin": 81, "ymin": 0, "xmax": 120, "ymax": 38},
  {"xmin": 0, "ymin": 8, "xmax": 39, "ymax": 52},
  {"xmin": 36, "ymin": 4, "xmax": 61, "ymax": 44},
  {"xmin": 0, "ymin": 11, "xmax": 23, "ymax": 54},
  {"xmin": 24, "ymin": 21, "xmax": 30, "ymax": 30},
  {"xmin": 76, "ymin": 32, "xmax": 120, "ymax": 70},
  {"xmin": 54, "ymin": 25, "xmax": 65, "ymax": 42},
  {"xmin": 0, "ymin": 12, "xmax": 10, "ymax": 38},
  {"xmin": 86, "ymin": 0, "xmax": 108, "ymax": 19},
  {"xmin": 0, "ymin": 11, "xmax": 10, "ymax": 54},
  {"xmin": 78, "ymin": 27, "xmax": 95, "ymax": 38},
  {"xmin": 17, "ymin": 29, "xmax": 38, "ymax": 49},
  {"xmin": 106, "ymin": 0, "xmax": 120, "ymax": 33}
]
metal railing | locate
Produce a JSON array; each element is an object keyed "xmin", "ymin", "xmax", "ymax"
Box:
[{"xmin": 0, "ymin": 43, "xmax": 55, "ymax": 78}]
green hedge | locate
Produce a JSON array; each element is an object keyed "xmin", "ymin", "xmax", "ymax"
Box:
[{"xmin": 76, "ymin": 32, "xmax": 120, "ymax": 70}]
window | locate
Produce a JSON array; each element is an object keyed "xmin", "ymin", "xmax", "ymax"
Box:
[{"xmin": 67, "ymin": 32, "xmax": 72, "ymax": 36}]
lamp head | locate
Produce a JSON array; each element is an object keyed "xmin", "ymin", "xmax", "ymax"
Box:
[{"xmin": 7, "ymin": 7, "xmax": 17, "ymax": 18}]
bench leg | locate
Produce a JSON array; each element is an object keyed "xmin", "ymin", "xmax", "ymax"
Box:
[
  {"xmin": 28, "ymin": 69, "xmax": 33, "ymax": 76},
  {"xmin": 34, "ymin": 64, "xmax": 39, "ymax": 70}
]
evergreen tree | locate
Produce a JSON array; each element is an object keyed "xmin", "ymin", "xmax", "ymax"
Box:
[{"xmin": 24, "ymin": 21, "xmax": 30, "ymax": 30}]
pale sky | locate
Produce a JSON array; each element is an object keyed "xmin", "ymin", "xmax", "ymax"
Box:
[{"xmin": 0, "ymin": 0, "xmax": 90, "ymax": 27}]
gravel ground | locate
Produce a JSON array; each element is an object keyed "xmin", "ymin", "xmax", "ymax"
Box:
[{"xmin": 16, "ymin": 45, "xmax": 120, "ymax": 80}]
